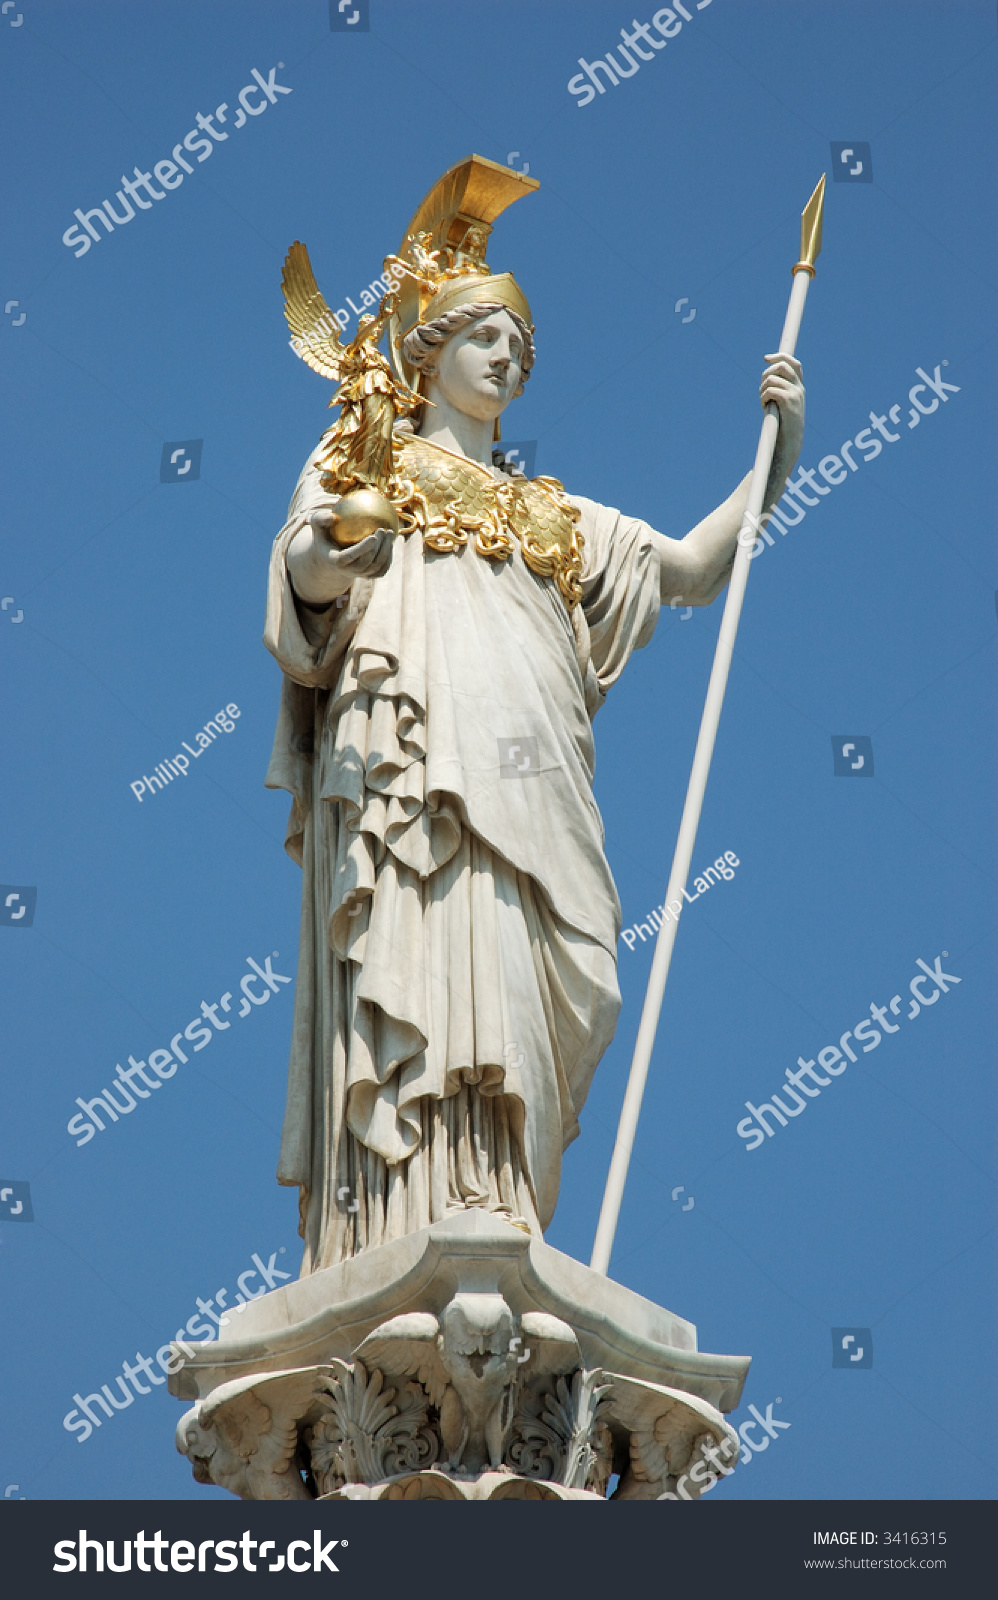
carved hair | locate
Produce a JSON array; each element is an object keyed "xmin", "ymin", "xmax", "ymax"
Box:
[{"xmin": 402, "ymin": 301, "xmax": 535, "ymax": 382}]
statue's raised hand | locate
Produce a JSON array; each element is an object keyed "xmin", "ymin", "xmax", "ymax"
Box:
[
  {"xmin": 760, "ymin": 352, "xmax": 805, "ymax": 472},
  {"xmin": 287, "ymin": 505, "xmax": 395, "ymax": 606}
]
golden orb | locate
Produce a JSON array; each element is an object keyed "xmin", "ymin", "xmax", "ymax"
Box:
[{"xmin": 328, "ymin": 488, "xmax": 399, "ymax": 546}]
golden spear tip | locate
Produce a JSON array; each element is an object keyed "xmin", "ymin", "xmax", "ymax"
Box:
[{"xmin": 797, "ymin": 174, "xmax": 826, "ymax": 273}]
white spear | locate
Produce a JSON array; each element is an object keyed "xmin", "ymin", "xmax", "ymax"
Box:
[{"xmin": 590, "ymin": 176, "xmax": 826, "ymax": 1277}]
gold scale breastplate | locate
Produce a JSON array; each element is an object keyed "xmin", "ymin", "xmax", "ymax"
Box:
[{"xmin": 390, "ymin": 435, "xmax": 584, "ymax": 609}]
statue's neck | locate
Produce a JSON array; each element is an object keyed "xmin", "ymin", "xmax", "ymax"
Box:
[{"xmin": 417, "ymin": 388, "xmax": 495, "ymax": 468}]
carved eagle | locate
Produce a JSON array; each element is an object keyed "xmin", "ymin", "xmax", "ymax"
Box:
[{"xmin": 355, "ymin": 1299, "xmax": 579, "ymax": 1474}]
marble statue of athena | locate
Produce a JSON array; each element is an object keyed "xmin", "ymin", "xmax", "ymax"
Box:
[{"xmin": 263, "ymin": 157, "xmax": 805, "ymax": 1274}]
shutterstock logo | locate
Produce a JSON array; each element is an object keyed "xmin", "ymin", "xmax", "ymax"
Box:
[
  {"xmin": 833, "ymin": 1328, "xmax": 873, "ymax": 1369},
  {"xmin": 53, "ymin": 1529, "xmax": 346, "ymax": 1573},
  {"xmin": 160, "ymin": 440, "xmax": 202, "ymax": 482},
  {"xmin": 330, "ymin": 0, "xmax": 369, "ymax": 28},
  {"xmin": 831, "ymin": 141, "xmax": 873, "ymax": 182},
  {"xmin": 493, "ymin": 439, "xmax": 536, "ymax": 478},
  {"xmin": 1, "ymin": 884, "xmax": 36, "ymax": 926}
]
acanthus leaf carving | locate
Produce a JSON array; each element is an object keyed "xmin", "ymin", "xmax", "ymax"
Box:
[
  {"xmin": 306, "ymin": 1358, "xmax": 438, "ymax": 1496},
  {"xmin": 506, "ymin": 1368, "xmax": 613, "ymax": 1494}
]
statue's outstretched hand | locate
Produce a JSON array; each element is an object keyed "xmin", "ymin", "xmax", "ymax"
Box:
[
  {"xmin": 288, "ymin": 506, "xmax": 395, "ymax": 606},
  {"xmin": 309, "ymin": 508, "xmax": 395, "ymax": 576}
]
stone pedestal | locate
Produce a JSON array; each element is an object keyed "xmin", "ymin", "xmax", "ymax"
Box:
[{"xmin": 170, "ymin": 1212, "xmax": 749, "ymax": 1502}]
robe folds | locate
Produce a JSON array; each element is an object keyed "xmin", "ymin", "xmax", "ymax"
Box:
[{"xmin": 265, "ymin": 443, "xmax": 663, "ymax": 1271}]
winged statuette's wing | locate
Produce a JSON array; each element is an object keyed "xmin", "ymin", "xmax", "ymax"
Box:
[
  {"xmin": 282, "ymin": 241, "xmax": 344, "ymax": 380},
  {"xmin": 354, "ymin": 1313, "xmax": 449, "ymax": 1409}
]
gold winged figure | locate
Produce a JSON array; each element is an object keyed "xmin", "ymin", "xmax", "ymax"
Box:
[{"xmin": 281, "ymin": 241, "xmax": 423, "ymax": 539}]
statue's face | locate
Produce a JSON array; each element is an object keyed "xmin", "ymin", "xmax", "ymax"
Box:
[{"xmin": 424, "ymin": 309, "xmax": 524, "ymax": 422}]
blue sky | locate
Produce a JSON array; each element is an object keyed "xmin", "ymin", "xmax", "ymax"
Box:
[{"xmin": 0, "ymin": 0, "xmax": 994, "ymax": 1502}]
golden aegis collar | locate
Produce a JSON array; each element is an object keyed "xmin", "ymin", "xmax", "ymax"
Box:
[{"xmin": 392, "ymin": 436, "xmax": 583, "ymax": 610}]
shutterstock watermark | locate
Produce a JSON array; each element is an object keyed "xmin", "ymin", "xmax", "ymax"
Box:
[
  {"xmin": 737, "ymin": 953, "xmax": 961, "ymax": 1150},
  {"xmin": 658, "ymin": 1395, "xmax": 790, "ymax": 1499},
  {"xmin": 739, "ymin": 361, "xmax": 961, "ymax": 562},
  {"xmin": 568, "ymin": 2, "xmax": 717, "ymax": 107},
  {"xmin": 62, "ymin": 65, "xmax": 292, "ymax": 258},
  {"xmin": 67, "ymin": 953, "xmax": 292, "ymax": 1146},
  {"xmin": 298, "ymin": 258, "xmax": 409, "ymax": 340},
  {"xmin": 62, "ymin": 1247, "xmax": 293, "ymax": 1444}
]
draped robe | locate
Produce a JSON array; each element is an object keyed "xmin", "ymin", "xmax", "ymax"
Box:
[{"xmin": 265, "ymin": 441, "xmax": 663, "ymax": 1272}]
